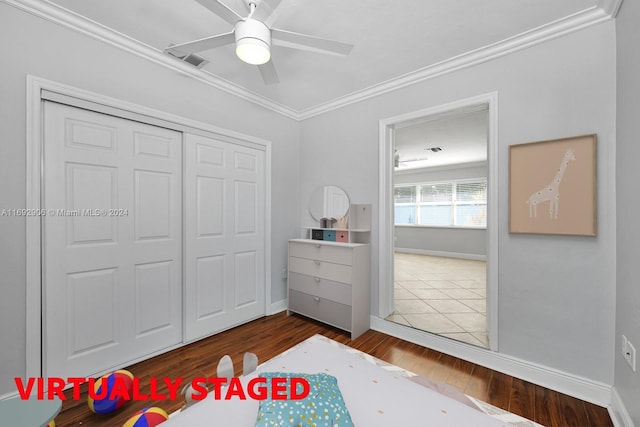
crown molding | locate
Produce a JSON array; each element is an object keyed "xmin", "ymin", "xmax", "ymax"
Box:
[
  {"xmin": 6, "ymin": 0, "xmax": 618, "ymax": 121},
  {"xmin": 3, "ymin": 0, "xmax": 300, "ymax": 120},
  {"xmin": 598, "ymin": 0, "xmax": 624, "ymax": 17},
  {"xmin": 298, "ymin": 5, "xmax": 613, "ymax": 120}
]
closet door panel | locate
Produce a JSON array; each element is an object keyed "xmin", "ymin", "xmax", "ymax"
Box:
[
  {"xmin": 185, "ymin": 134, "xmax": 265, "ymax": 341},
  {"xmin": 43, "ymin": 101, "xmax": 182, "ymax": 379}
]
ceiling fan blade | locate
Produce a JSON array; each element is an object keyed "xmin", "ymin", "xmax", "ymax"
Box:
[
  {"xmin": 258, "ymin": 60, "xmax": 279, "ymax": 85},
  {"xmin": 251, "ymin": 0, "xmax": 283, "ymax": 26},
  {"xmin": 194, "ymin": 0, "xmax": 243, "ymax": 25},
  {"xmin": 271, "ymin": 29, "xmax": 353, "ymax": 56},
  {"xmin": 166, "ymin": 32, "xmax": 235, "ymax": 55}
]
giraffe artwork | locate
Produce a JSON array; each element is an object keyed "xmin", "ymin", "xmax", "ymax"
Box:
[
  {"xmin": 526, "ymin": 148, "xmax": 576, "ymax": 219},
  {"xmin": 509, "ymin": 134, "xmax": 596, "ymax": 236}
]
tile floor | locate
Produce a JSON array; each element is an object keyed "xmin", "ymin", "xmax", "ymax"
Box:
[{"xmin": 386, "ymin": 252, "xmax": 489, "ymax": 348}]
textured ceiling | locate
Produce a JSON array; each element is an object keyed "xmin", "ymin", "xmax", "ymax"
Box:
[{"xmin": 46, "ymin": 0, "xmax": 601, "ymax": 113}]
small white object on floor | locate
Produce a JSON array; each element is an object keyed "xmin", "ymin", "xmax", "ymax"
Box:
[
  {"xmin": 217, "ymin": 354, "xmax": 234, "ymax": 381},
  {"xmin": 180, "ymin": 383, "xmax": 198, "ymax": 410},
  {"xmin": 243, "ymin": 352, "xmax": 258, "ymax": 375}
]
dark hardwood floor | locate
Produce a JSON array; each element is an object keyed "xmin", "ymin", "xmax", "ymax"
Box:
[{"xmin": 54, "ymin": 312, "xmax": 613, "ymax": 426}]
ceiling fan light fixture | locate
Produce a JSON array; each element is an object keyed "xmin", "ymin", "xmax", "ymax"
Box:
[
  {"xmin": 235, "ymin": 18, "xmax": 271, "ymax": 65},
  {"xmin": 236, "ymin": 38, "xmax": 270, "ymax": 64}
]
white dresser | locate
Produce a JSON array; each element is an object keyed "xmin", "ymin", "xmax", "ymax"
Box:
[{"xmin": 287, "ymin": 239, "xmax": 370, "ymax": 339}]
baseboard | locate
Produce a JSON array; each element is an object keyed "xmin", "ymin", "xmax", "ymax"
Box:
[
  {"xmin": 370, "ymin": 316, "xmax": 612, "ymax": 407},
  {"xmin": 394, "ymin": 247, "xmax": 486, "ymax": 261},
  {"xmin": 270, "ymin": 299, "xmax": 288, "ymax": 315},
  {"xmin": 609, "ymin": 387, "xmax": 635, "ymax": 427},
  {"xmin": 0, "ymin": 390, "xmax": 19, "ymax": 401}
]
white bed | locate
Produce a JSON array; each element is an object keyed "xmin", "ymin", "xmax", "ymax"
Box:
[{"xmin": 163, "ymin": 335, "xmax": 542, "ymax": 426}]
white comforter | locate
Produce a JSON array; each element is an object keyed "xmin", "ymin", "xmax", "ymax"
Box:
[
  {"xmin": 162, "ymin": 335, "xmax": 537, "ymax": 426},
  {"xmin": 162, "ymin": 335, "xmax": 536, "ymax": 427}
]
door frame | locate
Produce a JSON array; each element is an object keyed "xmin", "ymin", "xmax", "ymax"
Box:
[
  {"xmin": 25, "ymin": 75, "xmax": 272, "ymax": 377},
  {"xmin": 378, "ymin": 92, "xmax": 499, "ymax": 351}
]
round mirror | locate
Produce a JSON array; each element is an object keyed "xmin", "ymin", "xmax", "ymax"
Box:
[{"xmin": 309, "ymin": 185, "xmax": 350, "ymax": 222}]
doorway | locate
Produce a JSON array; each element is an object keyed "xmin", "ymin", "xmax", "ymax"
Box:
[
  {"xmin": 378, "ymin": 93, "xmax": 498, "ymax": 351},
  {"xmin": 391, "ymin": 254, "xmax": 488, "ymax": 346}
]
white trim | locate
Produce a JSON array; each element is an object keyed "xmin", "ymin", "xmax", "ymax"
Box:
[
  {"xmin": 371, "ymin": 317, "xmax": 613, "ymax": 407},
  {"xmin": 40, "ymin": 91, "xmax": 263, "ymax": 152},
  {"xmin": 609, "ymin": 387, "xmax": 634, "ymax": 427},
  {"xmin": 378, "ymin": 92, "xmax": 499, "ymax": 350},
  {"xmin": 7, "ymin": 0, "xmax": 616, "ymax": 121},
  {"xmin": 598, "ymin": 0, "xmax": 624, "ymax": 17},
  {"xmin": 486, "ymin": 94, "xmax": 500, "ymax": 351},
  {"xmin": 378, "ymin": 122, "xmax": 395, "ymax": 318},
  {"xmin": 34, "ymin": 81, "xmax": 272, "ymax": 150},
  {"xmin": 0, "ymin": 391, "xmax": 20, "ymax": 402},
  {"xmin": 264, "ymin": 140, "xmax": 273, "ymax": 315},
  {"xmin": 297, "ymin": 7, "xmax": 611, "ymax": 120},
  {"xmin": 269, "ymin": 299, "xmax": 288, "ymax": 315},
  {"xmin": 26, "ymin": 75, "xmax": 273, "ymax": 377},
  {"xmin": 6, "ymin": 0, "xmax": 298, "ymax": 120},
  {"xmin": 25, "ymin": 76, "xmax": 42, "ymax": 379},
  {"xmin": 395, "ymin": 248, "xmax": 486, "ymax": 261},
  {"xmin": 394, "ymin": 160, "xmax": 488, "ymax": 175}
]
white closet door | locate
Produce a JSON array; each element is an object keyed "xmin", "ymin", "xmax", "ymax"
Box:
[
  {"xmin": 184, "ymin": 134, "xmax": 265, "ymax": 341},
  {"xmin": 43, "ymin": 102, "xmax": 182, "ymax": 378}
]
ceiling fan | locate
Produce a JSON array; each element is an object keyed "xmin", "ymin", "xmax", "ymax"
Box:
[{"xmin": 164, "ymin": 0, "xmax": 354, "ymax": 84}]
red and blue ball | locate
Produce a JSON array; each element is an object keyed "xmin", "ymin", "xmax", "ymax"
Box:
[
  {"xmin": 122, "ymin": 407, "xmax": 169, "ymax": 427},
  {"xmin": 87, "ymin": 369, "xmax": 134, "ymax": 414}
]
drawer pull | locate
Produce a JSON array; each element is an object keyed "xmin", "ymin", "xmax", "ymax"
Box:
[
  {"xmin": 313, "ymin": 296, "xmax": 320, "ymax": 302},
  {"xmin": 314, "ymin": 261, "xmax": 321, "ymax": 266},
  {"xmin": 314, "ymin": 277, "xmax": 321, "ymax": 283},
  {"xmin": 315, "ymin": 244, "xmax": 321, "ymax": 248}
]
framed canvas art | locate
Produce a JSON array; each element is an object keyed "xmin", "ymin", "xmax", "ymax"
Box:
[{"xmin": 509, "ymin": 134, "xmax": 597, "ymax": 236}]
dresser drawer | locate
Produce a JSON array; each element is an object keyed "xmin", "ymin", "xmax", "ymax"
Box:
[
  {"xmin": 288, "ymin": 272, "xmax": 352, "ymax": 305},
  {"xmin": 289, "ymin": 241, "xmax": 353, "ymax": 265},
  {"xmin": 288, "ymin": 290, "xmax": 351, "ymax": 332},
  {"xmin": 288, "ymin": 256, "xmax": 352, "ymax": 283}
]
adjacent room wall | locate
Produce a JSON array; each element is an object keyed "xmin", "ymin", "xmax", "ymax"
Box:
[
  {"xmin": 300, "ymin": 21, "xmax": 616, "ymax": 385},
  {"xmin": 0, "ymin": 3, "xmax": 300, "ymax": 396},
  {"xmin": 615, "ymin": 0, "xmax": 640, "ymax": 424},
  {"xmin": 394, "ymin": 163, "xmax": 487, "ymax": 257},
  {"xmin": 394, "ymin": 227, "xmax": 486, "ymax": 258}
]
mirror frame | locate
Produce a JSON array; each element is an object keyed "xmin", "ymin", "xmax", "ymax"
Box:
[{"xmin": 308, "ymin": 185, "xmax": 350, "ymax": 222}]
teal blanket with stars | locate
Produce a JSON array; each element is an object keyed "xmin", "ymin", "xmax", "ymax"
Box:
[{"xmin": 255, "ymin": 372, "xmax": 354, "ymax": 427}]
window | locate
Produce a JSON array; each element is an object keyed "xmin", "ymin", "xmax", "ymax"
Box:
[{"xmin": 394, "ymin": 179, "xmax": 487, "ymax": 227}]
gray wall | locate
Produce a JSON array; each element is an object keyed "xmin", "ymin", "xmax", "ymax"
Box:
[
  {"xmin": 395, "ymin": 227, "xmax": 486, "ymax": 258},
  {"xmin": 0, "ymin": 0, "xmax": 622, "ymax": 402},
  {"xmin": 394, "ymin": 163, "xmax": 487, "ymax": 256},
  {"xmin": 0, "ymin": 3, "xmax": 300, "ymax": 395},
  {"xmin": 300, "ymin": 22, "xmax": 616, "ymax": 384},
  {"xmin": 615, "ymin": 0, "xmax": 640, "ymax": 424}
]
